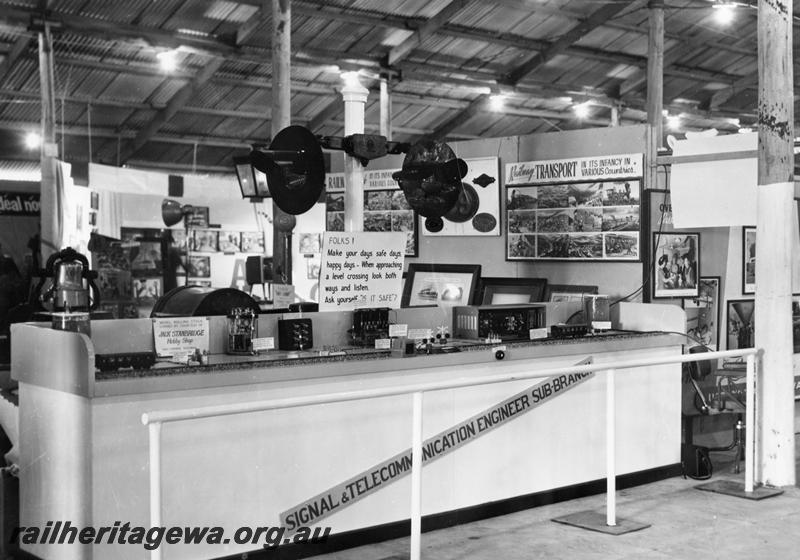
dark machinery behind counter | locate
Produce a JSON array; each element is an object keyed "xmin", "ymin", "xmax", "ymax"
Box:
[{"xmin": 150, "ymin": 285, "xmax": 261, "ymax": 317}]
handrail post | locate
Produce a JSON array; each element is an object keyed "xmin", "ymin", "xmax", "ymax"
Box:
[
  {"xmin": 149, "ymin": 421, "xmax": 163, "ymax": 560},
  {"xmin": 606, "ymin": 368, "xmax": 616, "ymax": 527},
  {"xmin": 410, "ymin": 391, "xmax": 423, "ymax": 560},
  {"xmin": 745, "ymin": 353, "xmax": 755, "ymax": 493}
]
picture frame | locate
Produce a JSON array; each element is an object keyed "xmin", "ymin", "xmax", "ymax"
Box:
[
  {"xmin": 479, "ymin": 277, "xmax": 548, "ymax": 305},
  {"xmin": 722, "ymin": 298, "xmax": 754, "ymax": 369},
  {"xmin": 683, "ymin": 276, "xmax": 721, "ymax": 351},
  {"xmin": 191, "ymin": 229, "xmax": 219, "ymax": 253},
  {"xmin": 506, "ymin": 179, "xmax": 641, "ymax": 262},
  {"xmin": 742, "ymin": 226, "xmax": 756, "ymax": 294},
  {"xmin": 401, "ymin": 263, "xmax": 481, "ymax": 308},
  {"xmin": 188, "ymin": 255, "xmax": 211, "ymax": 278},
  {"xmin": 544, "ymin": 284, "xmax": 598, "ymax": 302},
  {"xmin": 218, "ymin": 231, "xmax": 242, "ymax": 253},
  {"xmin": 132, "ymin": 277, "xmax": 162, "ymax": 301},
  {"xmin": 298, "ymin": 233, "xmax": 321, "ymax": 255},
  {"xmin": 240, "ymin": 231, "xmax": 265, "ymax": 254},
  {"xmin": 653, "ymin": 232, "xmax": 700, "ymax": 299},
  {"xmin": 185, "ymin": 206, "xmax": 209, "ymax": 228}
]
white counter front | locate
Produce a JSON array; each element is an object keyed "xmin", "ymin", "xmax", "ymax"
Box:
[{"xmin": 11, "ymin": 322, "xmax": 682, "ymax": 560}]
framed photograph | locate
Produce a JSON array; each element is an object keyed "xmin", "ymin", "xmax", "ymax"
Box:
[
  {"xmin": 653, "ymin": 232, "xmax": 700, "ymax": 299},
  {"xmin": 683, "ymin": 276, "xmax": 720, "ymax": 351},
  {"xmin": 307, "ymin": 258, "xmax": 321, "ymax": 280},
  {"xmin": 218, "ymin": 231, "xmax": 241, "ymax": 253},
  {"xmin": 298, "ymin": 233, "xmax": 321, "ymax": 255},
  {"xmin": 479, "ymin": 277, "xmax": 548, "ymax": 305},
  {"xmin": 544, "ymin": 284, "xmax": 598, "ymax": 302},
  {"xmin": 240, "ymin": 231, "xmax": 265, "ymax": 254},
  {"xmin": 191, "ymin": 229, "xmax": 219, "ymax": 253},
  {"xmin": 742, "ymin": 226, "xmax": 756, "ymax": 294},
  {"xmin": 506, "ymin": 180, "xmax": 641, "ymax": 261},
  {"xmin": 326, "ymin": 176, "xmax": 419, "ymax": 257},
  {"xmin": 185, "ymin": 206, "xmax": 209, "ymax": 228},
  {"xmin": 722, "ymin": 299, "xmax": 755, "ymax": 368},
  {"xmin": 132, "ymin": 277, "xmax": 162, "ymax": 300},
  {"xmin": 129, "ymin": 241, "xmax": 162, "ymax": 274},
  {"xmin": 401, "ymin": 263, "xmax": 481, "ymax": 308},
  {"xmin": 188, "ymin": 256, "xmax": 211, "ymax": 278}
]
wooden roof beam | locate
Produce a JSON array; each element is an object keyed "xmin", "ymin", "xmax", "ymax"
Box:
[
  {"xmin": 0, "ymin": 36, "xmax": 30, "ymax": 84},
  {"xmin": 119, "ymin": 56, "xmax": 225, "ymax": 163},
  {"xmin": 387, "ymin": 0, "xmax": 471, "ymax": 66},
  {"xmin": 500, "ymin": 0, "xmax": 645, "ymax": 86}
]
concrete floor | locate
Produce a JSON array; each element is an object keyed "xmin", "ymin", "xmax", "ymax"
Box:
[{"xmin": 312, "ymin": 440, "xmax": 800, "ymax": 560}]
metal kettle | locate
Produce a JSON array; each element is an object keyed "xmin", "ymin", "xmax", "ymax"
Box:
[{"xmin": 34, "ymin": 247, "xmax": 100, "ymax": 312}]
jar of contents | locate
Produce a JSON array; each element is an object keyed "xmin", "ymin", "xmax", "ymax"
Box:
[{"xmin": 227, "ymin": 308, "xmax": 258, "ymax": 355}]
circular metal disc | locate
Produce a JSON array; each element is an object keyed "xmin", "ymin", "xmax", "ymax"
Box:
[
  {"xmin": 267, "ymin": 125, "xmax": 325, "ymax": 215},
  {"xmin": 444, "ymin": 182, "xmax": 480, "ymax": 223},
  {"xmin": 397, "ymin": 140, "xmax": 463, "ymax": 218}
]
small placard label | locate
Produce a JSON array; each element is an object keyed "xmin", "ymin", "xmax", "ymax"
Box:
[
  {"xmin": 408, "ymin": 328, "xmax": 432, "ymax": 340},
  {"xmin": 375, "ymin": 338, "xmax": 391, "ymax": 349},
  {"xmin": 389, "ymin": 324, "xmax": 408, "ymax": 338},
  {"xmin": 530, "ymin": 328, "xmax": 548, "ymax": 340},
  {"xmin": 252, "ymin": 337, "xmax": 275, "ymax": 351}
]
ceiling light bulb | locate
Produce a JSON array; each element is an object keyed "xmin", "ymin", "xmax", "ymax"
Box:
[
  {"xmin": 25, "ymin": 132, "xmax": 41, "ymax": 149},
  {"xmin": 157, "ymin": 50, "xmax": 179, "ymax": 72},
  {"xmin": 574, "ymin": 102, "xmax": 591, "ymax": 119},
  {"xmin": 666, "ymin": 114, "xmax": 680, "ymax": 130},
  {"xmin": 489, "ymin": 95, "xmax": 505, "ymax": 111},
  {"xmin": 713, "ymin": 3, "xmax": 735, "ymax": 25}
]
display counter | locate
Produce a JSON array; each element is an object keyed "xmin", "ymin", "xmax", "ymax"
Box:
[{"xmin": 11, "ymin": 312, "xmax": 683, "ymax": 560}]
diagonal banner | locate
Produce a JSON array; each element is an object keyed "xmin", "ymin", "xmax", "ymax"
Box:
[{"xmin": 280, "ymin": 357, "xmax": 594, "ymax": 529}]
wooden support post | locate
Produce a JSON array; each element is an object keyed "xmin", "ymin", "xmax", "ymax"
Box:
[
  {"xmin": 643, "ymin": 0, "xmax": 664, "ymax": 302},
  {"xmin": 645, "ymin": 0, "xmax": 664, "ymax": 190},
  {"xmin": 380, "ymin": 73, "xmax": 392, "ymax": 141},
  {"xmin": 38, "ymin": 22, "xmax": 60, "ymax": 261},
  {"xmin": 755, "ymin": 0, "xmax": 795, "ymax": 487},
  {"xmin": 271, "ymin": 0, "xmax": 292, "ymax": 285},
  {"xmin": 609, "ymin": 104, "xmax": 620, "ymax": 127}
]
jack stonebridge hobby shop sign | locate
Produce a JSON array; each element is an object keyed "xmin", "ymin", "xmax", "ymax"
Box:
[
  {"xmin": 280, "ymin": 359, "xmax": 594, "ymax": 530},
  {"xmin": 506, "ymin": 153, "xmax": 643, "ymax": 186}
]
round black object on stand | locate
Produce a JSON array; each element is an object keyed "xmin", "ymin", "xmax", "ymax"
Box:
[
  {"xmin": 392, "ymin": 140, "xmax": 467, "ymax": 218},
  {"xmin": 250, "ymin": 125, "xmax": 325, "ymax": 216}
]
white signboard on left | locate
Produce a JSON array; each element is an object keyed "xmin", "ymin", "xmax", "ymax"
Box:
[
  {"xmin": 319, "ymin": 231, "xmax": 405, "ymax": 311},
  {"xmin": 152, "ymin": 317, "xmax": 210, "ymax": 360}
]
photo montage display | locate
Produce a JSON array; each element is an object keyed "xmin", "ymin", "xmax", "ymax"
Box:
[{"xmin": 507, "ymin": 180, "xmax": 641, "ymax": 261}]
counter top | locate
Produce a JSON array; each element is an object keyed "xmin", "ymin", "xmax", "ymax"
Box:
[{"xmin": 11, "ymin": 321, "xmax": 681, "ymax": 398}]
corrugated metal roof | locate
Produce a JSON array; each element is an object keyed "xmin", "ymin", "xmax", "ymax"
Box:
[{"xmin": 0, "ymin": 0, "xmax": 791, "ymax": 173}]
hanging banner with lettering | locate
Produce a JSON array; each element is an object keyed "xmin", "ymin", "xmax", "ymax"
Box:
[
  {"xmin": 506, "ymin": 153, "xmax": 643, "ymax": 186},
  {"xmin": 319, "ymin": 231, "xmax": 405, "ymax": 311},
  {"xmin": 279, "ymin": 358, "xmax": 594, "ymax": 530},
  {"xmin": 0, "ymin": 192, "xmax": 40, "ymax": 216}
]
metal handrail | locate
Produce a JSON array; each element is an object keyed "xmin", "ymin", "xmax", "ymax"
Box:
[{"xmin": 142, "ymin": 346, "xmax": 759, "ymax": 560}]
